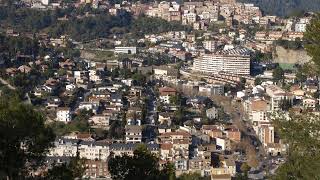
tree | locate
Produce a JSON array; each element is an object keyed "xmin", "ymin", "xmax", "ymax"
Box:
[
  {"xmin": 0, "ymin": 97, "xmax": 55, "ymax": 179},
  {"xmin": 304, "ymin": 13, "xmax": 320, "ymax": 72},
  {"xmin": 273, "ymin": 113, "xmax": 320, "ymax": 179},
  {"xmin": 169, "ymin": 94, "xmax": 181, "ymax": 105},
  {"xmin": 108, "ymin": 144, "xmax": 174, "ymax": 180},
  {"xmin": 254, "ymin": 77, "xmax": 262, "ymax": 85},
  {"xmin": 272, "ymin": 66, "xmax": 284, "ymax": 82},
  {"xmin": 177, "ymin": 172, "xmax": 210, "ymax": 180},
  {"xmin": 295, "ymin": 70, "xmax": 307, "ymax": 83},
  {"xmin": 45, "ymin": 155, "xmax": 86, "ymax": 180}
]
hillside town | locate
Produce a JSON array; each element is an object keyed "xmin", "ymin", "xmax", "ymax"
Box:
[{"xmin": 0, "ymin": 0, "xmax": 318, "ymax": 179}]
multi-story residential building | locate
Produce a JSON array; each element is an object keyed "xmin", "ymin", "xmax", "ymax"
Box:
[
  {"xmin": 84, "ymin": 160, "xmax": 110, "ymax": 179},
  {"xmin": 201, "ymin": 125, "xmax": 224, "ymax": 139},
  {"xmin": 250, "ymin": 99, "xmax": 270, "ymax": 124},
  {"xmin": 303, "ymin": 98, "xmax": 317, "ymax": 110},
  {"xmin": 216, "ymin": 137, "xmax": 231, "ymax": 151},
  {"xmin": 193, "ymin": 54, "xmax": 250, "ymax": 75},
  {"xmin": 158, "ymin": 131, "xmax": 191, "ymax": 161},
  {"xmin": 56, "ymin": 107, "xmax": 71, "ymax": 123},
  {"xmin": 199, "ymin": 83, "xmax": 224, "ymax": 96},
  {"xmin": 257, "ymin": 123, "xmax": 275, "ymax": 146},
  {"xmin": 48, "ymin": 138, "xmax": 78, "ymax": 157},
  {"xmin": 255, "ymin": 31, "xmax": 267, "ymax": 41},
  {"xmin": 211, "ymin": 157, "xmax": 236, "ymax": 177},
  {"xmin": 175, "ymin": 158, "xmax": 188, "ymax": 171},
  {"xmin": 78, "ymin": 141, "xmax": 110, "ymax": 160},
  {"xmin": 206, "ymin": 107, "xmax": 218, "ymax": 119},
  {"xmin": 159, "ymin": 87, "xmax": 177, "ymax": 104},
  {"xmin": 125, "ymin": 125, "xmax": 142, "ymax": 143},
  {"xmin": 224, "ymin": 127, "xmax": 241, "ymax": 142},
  {"xmin": 295, "ymin": 22, "xmax": 307, "ymax": 32},
  {"xmin": 158, "ymin": 131, "xmax": 192, "ymax": 143},
  {"xmin": 182, "ymin": 11, "xmax": 197, "ymax": 25},
  {"xmin": 78, "ymin": 102, "xmax": 100, "ymax": 113},
  {"xmin": 268, "ymin": 31, "xmax": 283, "ymax": 41},
  {"xmin": 266, "ymin": 85, "xmax": 294, "ymax": 111},
  {"xmin": 203, "ymin": 40, "xmax": 216, "ymax": 52},
  {"xmin": 89, "ymin": 115, "xmax": 110, "ymax": 129}
]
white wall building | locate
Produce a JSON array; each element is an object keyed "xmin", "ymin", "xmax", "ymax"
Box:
[
  {"xmin": 114, "ymin": 47, "xmax": 137, "ymax": 54},
  {"xmin": 56, "ymin": 107, "xmax": 71, "ymax": 123},
  {"xmin": 295, "ymin": 23, "xmax": 307, "ymax": 32},
  {"xmin": 193, "ymin": 54, "xmax": 250, "ymax": 75},
  {"xmin": 203, "ymin": 41, "xmax": 216, "ymax": 52},
  {"xmin": 41, "ymin": 0, "xmax": 49, "ymax": 5},
  {"xmin": 78, "ymin": 141, "xmax": 110, "ymax": 160}
]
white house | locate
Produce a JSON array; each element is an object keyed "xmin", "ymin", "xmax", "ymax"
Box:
[
  {"xmin": 206, "ymin": 107, "xmax": 218, "ymax": 119},
  {"xmin": 216, "ymin": 137, "xmax": 231, "ymax": 151},
  {"xmin": 56, "ymin": 107, "xmax": 71, "ymax": 122},
  {"xmin": 125, "ymin": 125, "xmax": 142, "ymax": 143}
]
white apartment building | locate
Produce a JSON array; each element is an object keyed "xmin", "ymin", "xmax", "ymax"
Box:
[
  {"xmin": 56, "ymin": 107, "xmax": 71, "ymax": 123},
  {"xmin": 203, "ymin": 41, "xmax": 216, "ymax": 52},
  {"xmin": 125, "ymin": 125, "xmax": 142, "ymax": 143},
  {"xmin": 78, "ymin": 141, "xmax": 110, "ymax": 160},
  {"xmin": 266, "ymin": 85, "xmax": 293, "ymax": 111},
  {"xmin": 48, "ymin": 138, "xmax": 78, "ymax": 157},
  {"xmin": 295, "ymin": 23, "xmax": 307, "ymax": 32},
  {"xmin": 114, "ymin": 47, "xmax": 137, "ymax": 54},
  {"xmin": 193, "ymin": 54, "xmax": 250, "ymax": 75},
  {"xmin": 256, "ymin": 123, "xmax": 275, "ymax": 146}
]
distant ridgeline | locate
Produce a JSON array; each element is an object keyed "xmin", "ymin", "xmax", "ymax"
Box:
[{"xmin": 238, "ymin": 0, "xmax": 320, "ymax": 16}]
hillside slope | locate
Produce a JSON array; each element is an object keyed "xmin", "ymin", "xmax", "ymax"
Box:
[{"xmin": 238, "ymin": 0, "xmax": 320, "ymax": 16}]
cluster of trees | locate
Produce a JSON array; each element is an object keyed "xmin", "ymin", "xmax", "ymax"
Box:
[
  {"xmin": 108, "ymin": 145, "xmax": 210, "ymax": 180},
  {"xmin": 272, "ymin": 66, "xmax": 285, "ymax": 83},
  {"xmin": 0, "ymin": 5, "xmax": 192, "ymax": 42},
  {"xmin": 253, "ymin": 50, "xmax": 272, "ymax": 63},
  {"xmin": 273, "ymin": 113, "xmax": 320, "ymax": 179},
  {"xmin": 0, "ymin": 95, "xmax": 72, "ymax": 179},
  {"xmin": 304, "ymin": 13, "xmax": 320, "ymax": 72},
  {"xmin": 131, "ymin": 16, "xmax": 192, "ymax": 37},
  {"xmin": 239, "ymin": 0, "xmax": 320, "ymax": 16},
  {"xmin": 0, "ymin": 33, "xmax": 40, "ymax": 64},
  {"xmin": 49, "ymin": 10, "xmax": 132, "ymax": 41},
  {"xmin": 275, "ymin": 39, "xmax": 303, "ymax": 50},
  {"xmin": 271, "ymin": 12, "xmax": 320, "ymax": 179}
]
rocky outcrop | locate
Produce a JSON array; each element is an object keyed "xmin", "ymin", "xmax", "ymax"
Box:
[{"xmin": 273, "ymin": 46, "xmax": 311, "ymax": 65}]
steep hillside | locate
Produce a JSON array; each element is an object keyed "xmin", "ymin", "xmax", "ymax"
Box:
[{"xmin": 238, "ymin": 0, "xmax": 320, "ymax": 16}]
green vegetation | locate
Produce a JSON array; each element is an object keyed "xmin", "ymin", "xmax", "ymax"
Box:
[
  {"xmin": 131, "ymin": 16, "xmax": 192, "ymax": 37},
  {"xmin": 254, "ymin": 77, "xmax": 262, "ymax": 85},
  {"xmin": 275, "ymin": 39, "xmax": 303, "ymax": 50},
  {"xmin": 253, "ymin": 51, "xmax": 272, "ymax": 63},
  {"xmin": 272, "ymin": 66, "xmax": 284, "ymax": 82},
  {"xmin": 304, "ymin": 13, "xmax": 320, "ymax": 72},
  {"xmin": 0, "ymin": 5, "xmax": 191, "ymax": 42},
  {"xmin": 108, "ymin": 144, "xmax": 210, "ymax": 180},
  {"xmin": 239, "ymin": 0, "xmax": 320, "ymax": 16},
  {"xmin": 0, "ymin": 93, "xmax": 86, "ymax": 179},
  {"xmin": 0, "ymin": 96, "xmax": 55, "ymax": 178},
  {"xmin": 50, "ymin": 109, "xmax": 91, "ymax": 136},
  {"xmin": 273, "ymin": 113, "xmax": 320, "ymax": 179},
  {"xmin": 45, "ymin": 156, "xmax": 86, "ymax": 180},
  {"xmin": 0, "ymin": 33, "xmax": 40, "ymax": 63},
  {"xmin": 108, "ymin": 144, "xmax": 175, "ymax": 180}
]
